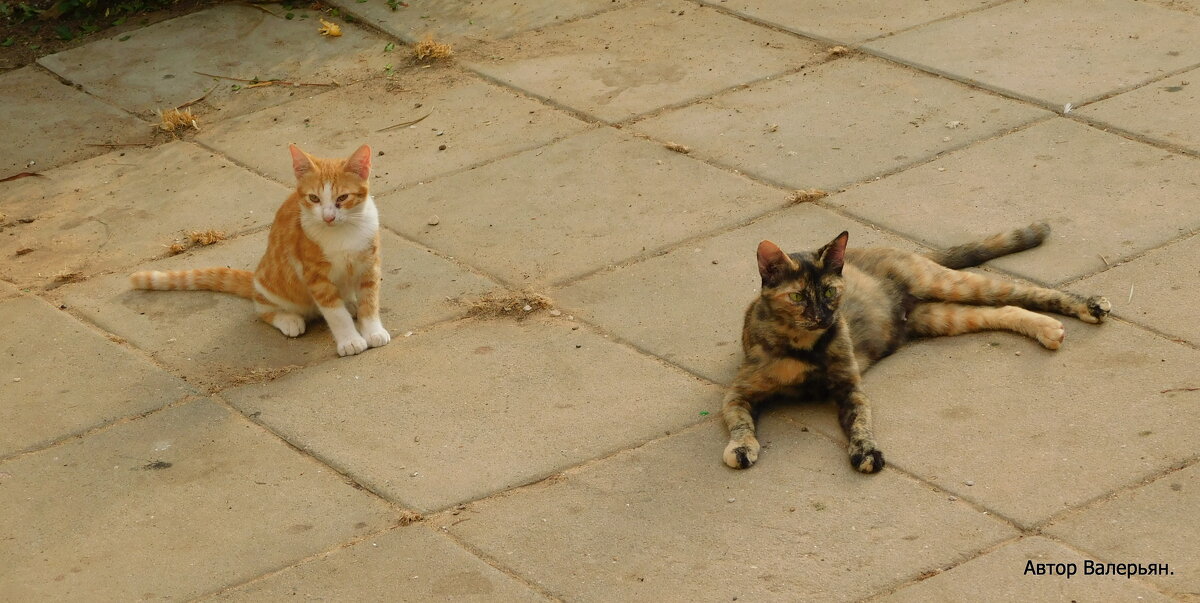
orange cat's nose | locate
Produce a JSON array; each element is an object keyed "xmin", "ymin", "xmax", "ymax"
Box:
[{"xmin": 323, "ymin": 215, "xmax": 335, "ymax": 224}]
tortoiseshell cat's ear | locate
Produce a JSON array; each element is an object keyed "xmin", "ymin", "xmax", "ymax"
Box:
[
  {"xmin": 289, "ymin": 144, "xmax": 315, "ymax": 180},
  {"xmin": 817, "ymin": 231, "xmax": 849, "ymax": 275},
  {"xmin": 345, "ymin": 144, "xmax": 372, "ymax": 180},
  {"xmin": 757, "ymin": 240, "xmax": 797, "ymax": 287}
]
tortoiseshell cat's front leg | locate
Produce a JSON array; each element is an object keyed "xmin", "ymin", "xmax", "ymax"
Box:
[
  {"xmin": 721, "ymin": 370, "xmax": 764, "ymax": 469},
  {"xmin": 827, "ymin": 320, "xmax": 885, "ymax": 473}
]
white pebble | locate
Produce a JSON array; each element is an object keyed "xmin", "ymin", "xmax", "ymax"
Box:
[
  {"xmin": 427, "ymin": 215, "xmax": 440, "ymax": 226},
  {"xmin": 965, "ymin": 480, "xmax": 975, "ymax": 486},
  {"xmin": 727, "ymin": 498, "xmax": 736, "ymax": 503},
  {"xmin": 12, "ymin": 377, "xmax": 20, "ymax": 383},
  {"xmin": 523, "ymin": 304, "xmax": 533, "ymax": 312},
  {"xmin": 549, "ymin": 309, "xmax": 562, "ymax": 316}
]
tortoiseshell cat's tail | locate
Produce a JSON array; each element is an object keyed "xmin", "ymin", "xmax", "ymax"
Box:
[{"xmin": 925, "ymin": 222, "xmax": 1050, "ymax": 269}]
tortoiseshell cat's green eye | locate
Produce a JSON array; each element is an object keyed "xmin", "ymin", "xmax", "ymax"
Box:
[
  {"xmin": 824, "ymin": 286, "xmax": 836, "ymax": 299},
  {"xmin": 788, "ymin": 292, "xmax": 804, "ymax": 304}
]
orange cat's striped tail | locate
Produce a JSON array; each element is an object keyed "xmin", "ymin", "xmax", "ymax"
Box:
[
  {"xmin": 926, "ymin": 222, "xmax": 1050, "ymax": 269},
  {"xmin": 129, "ymin": 267, "xmax": 254, "ymax": 299}
]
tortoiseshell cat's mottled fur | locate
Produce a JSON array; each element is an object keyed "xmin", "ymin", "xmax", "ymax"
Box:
[{"xmin": 722, "ymin": 223, "xmax": 1111, "ymax": 473}]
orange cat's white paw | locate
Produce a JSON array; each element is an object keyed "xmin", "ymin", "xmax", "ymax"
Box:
[
  {"xmin": 337, "ymin": 335, "xmax": 369, "ymax": 357},
  {"xmin": 1036, "ymin": 321, "xmax": 1065, "ymax": 350},
  {"xmin": 363, "ymin": 327, "xmax": 391, "ymax": 348},
  {"xmin": 272, "ymin": 313, "xmax": 306, "ymax": 338}
]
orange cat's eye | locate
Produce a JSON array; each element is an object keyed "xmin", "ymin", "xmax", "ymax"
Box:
[
  {"xmin": 336, "ymin": 194, "xmax": 349, "ymax": 204},
  {"xmin": 307, "ymin": 194, "xmax": 319, "ymax": 203}
]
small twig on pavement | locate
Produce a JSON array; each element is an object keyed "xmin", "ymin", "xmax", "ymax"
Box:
[
  {"xmin": 178, "ymin": 85, "xmax": 219, "ymax": 109},
  {"xmin": 1161, "ymin": 387, "xmax": 1200, "ymax": 394},
  {"xmin": 238, "ymin": 2, "xmax": 281, "ymax": 17},
  {"xmin": 193, "ymin": 71, "xmax": 339, "ymax": 88},
  {"xmin": 0, "ymin": 172, "xmax": 45, "ymax": 183},
  {"xmin": 1128, "ymin": 283, "xmax": 1134, "ymax": 304},
  {"xmin": 376, "ymin": 112, "xmax": 433, "ymax": 132},
  {"xmin": 86, "ymin": 142, "xmax": 153, "ymax": 147},
  {"xmin": 1098, "ymin": 254, "xmax": 1109, "ymax": 267}
]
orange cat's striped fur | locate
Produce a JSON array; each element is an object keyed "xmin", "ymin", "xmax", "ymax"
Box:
[{"xmin": 130, "ymin": 144, "xmax": 390, "ymax": 357}]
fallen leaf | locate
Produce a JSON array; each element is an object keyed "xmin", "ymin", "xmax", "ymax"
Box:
[{"xmin": 319, "ymin": 18, "xmax": 342, "ymax": 37}]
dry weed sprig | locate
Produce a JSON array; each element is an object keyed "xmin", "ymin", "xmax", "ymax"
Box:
[{"xmin": 413, "ymin": 35, "xmax": 453, "ymax": 61}]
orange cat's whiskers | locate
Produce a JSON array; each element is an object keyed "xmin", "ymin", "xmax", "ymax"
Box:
[{"xmin": 130, "ymin": 143, "xmax": 391, "ymax": 358}]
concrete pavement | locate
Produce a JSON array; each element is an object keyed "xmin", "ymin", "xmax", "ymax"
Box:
[{"xmin": 2, "ymin": 0, "xmax": 1198, "ymax": 600}]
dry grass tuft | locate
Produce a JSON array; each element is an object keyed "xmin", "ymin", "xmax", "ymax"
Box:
[
  {"xmin": 53, "ymin": 271, "xmax": 84, "ymax": 284},
  {"xmin": 230, "ymin": 364, "xmax": 302, "ymax": 386},
  {"xmin": 413, "ymin": 35, "xmax": 453, "ymax": 61},
  {"xmin": 787, "ymin": 189, "xmax": 828, "ymax": 204},
  {"xmin": 398, "ymin": 510, "xmax": 423, "ymax": 526},
  {"xmin": 464, "ymin": 289, "xmax": 554, "ymax": 320},
  {"xmin": 826, "ymin": 45, "xmax": 851, "ymax": 58},
  {"xmin": 159, "ymin": 108, "xmax": 199, "ymax": 132},
  {"xmin": 165, "ymin": 229, "xmax": 227, "ymax": 255}
]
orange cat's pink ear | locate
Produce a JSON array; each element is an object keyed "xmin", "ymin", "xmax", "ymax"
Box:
[
  {"xmin": 345, "ymin": 144, "xmax": 372, "ymax": 179},
  {"xmin": 289, "ymin": 144, "xmax": 315, "ymax": 180},
  {"xmin": 757, "ymin": 240, "xmax": 795, "ymax": 287}
]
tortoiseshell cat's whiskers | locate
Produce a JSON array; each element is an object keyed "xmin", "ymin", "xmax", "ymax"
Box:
[{"xmin": 721, "ymin": 222, "xmax": 1111, "ymax": 473}]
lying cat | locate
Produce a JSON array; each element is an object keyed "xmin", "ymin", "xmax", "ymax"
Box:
[
  {"xmin": 131, "ymin": 144, "xmax": 390, "ymax": 358},
  {"xmin": 721, "ymin": 223, "xmax": 1110, "ymax": 473}
]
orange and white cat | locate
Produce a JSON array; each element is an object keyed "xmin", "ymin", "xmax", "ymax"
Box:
[{"xmin": 131, "ymin": 144, "xmax": 390, "ymax": 357}]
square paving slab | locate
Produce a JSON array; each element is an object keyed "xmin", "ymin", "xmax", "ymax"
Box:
[
  {"xmin": 0, "ymin": 399, "xmax": 397, "ymax": 601},
  {"xmin": 212, "ymin": 525, "xmax": 546, "ymax": 601},
  {"xmin": 222, "ymin": 317, "xmax": 722, "ymax": 512},
  {"xmin": 378, "ymin": 127, "xmax": 786, "ymax": 286},
  {"xmin": 698, "ymin": 0, "xmax": 1000, "ymax": 44},
  {"xmin": 783, "ymin": 320, "xmax": 1200, "ymax": 528},
  {"xmin": 0, "ymin": 66, "xmax": 147, "ymax": 177},
  {"xmin": 828, "ymin": 118, "xmax": 1200, "ymax": 285},
  {"xmin": 0, "ymin": 141, "xmax": 285, "ymax": 289},
  {"xmin": 0, "ymin": 296, "xmax": 194, "ymax": 458},
  {"xmin": 634, "ymin": 55, "xmax": 1048, "ymax": 191},
  {"xmin": 1078, "ymin": 66, "xmax": 1200, "ymax": 155},
  {"xmin": 1069, "ymin": 233, "xmax": 1200, "ymax": 347},
  {"xmin": 465, "ymin": 1, "xmax": 823, "ymax": 123},
  {"xmin": 865, "ymin": 0, "xmax": 1200, "ymax": 107},
  {"xmin": 38, "ymin": 4, "xmax": 390, "ymax": 121},
  {"xmin": 195, "ymin": 72, "xmax": 588, "ymax": 195},
  {"xmin": 57, "ymin": 229, "xmax": 496, "ymax": 390},
  {"xmin": 329, "ymin": 0, "xmax": 624, "ymax": 44},
  {"xmin": 448, "ymin": 420, "xmax": 1015, "ymax": 602},
  {"xmin": 554, "ymin": 203, "xmax": 922, "ymax": 384},
  {"xmin": 878, "ymin": 536, "xmax": 1174, "ymax": 602},
  {"xmin": 1045, "ymin": 463, "xmax": 1200, "ymax": 596}
]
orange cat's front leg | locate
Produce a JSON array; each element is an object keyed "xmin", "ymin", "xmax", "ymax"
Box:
[
  {"xmin": 303, "ymin": 262, "xmax": 368, "ymax": 357},
  {"xmin": 355, "ymin": 249, "xmax": 390, "ymax": 349}
]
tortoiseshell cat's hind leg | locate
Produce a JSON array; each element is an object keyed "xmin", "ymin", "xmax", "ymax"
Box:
[
  {"xmin": 907, "ymin": 302, "xmax": 1067, "ymax": 349},
  {"xmin": 904, "ymin": 257, "xmax": 1111, "ymax": 323}
]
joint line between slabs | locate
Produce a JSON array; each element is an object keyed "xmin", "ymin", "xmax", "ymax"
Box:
[{"xmin": 207, "ymin": 392, "xmax": 418, "ymax": 515}]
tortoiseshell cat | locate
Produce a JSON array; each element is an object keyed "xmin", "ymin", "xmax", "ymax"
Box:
[
  {"xmin": 130, "ymin": 144, "xmax": 390, "ymax": 358},
  {"xmin": 721, "ymin": 223, "xmax": 1111, "ymax": 473}
]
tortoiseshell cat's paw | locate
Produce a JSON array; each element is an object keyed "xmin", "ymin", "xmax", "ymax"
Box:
[
  {"xmin": 1080, "ymin": 296, "xmax": 1111, "ymax": 324},
  {"xmin": 849, "ymin": 446, "xmax": 885, "ymax": 474},
  {"xmin": 723, "ymin": 438, "xmax": 760, "ymax": 469},
  {"xmin": 1035, "ymin": 320, "xmax": 1065, "ymax": 350}
]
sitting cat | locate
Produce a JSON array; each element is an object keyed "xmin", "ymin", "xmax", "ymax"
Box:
[
  {"xmin": 131, "ymin": 144, "xmax": 390, "ymax": 358},
  {"xmin": 721, "ymin": 223, "xmax": 1110, "ymax": 473}
]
